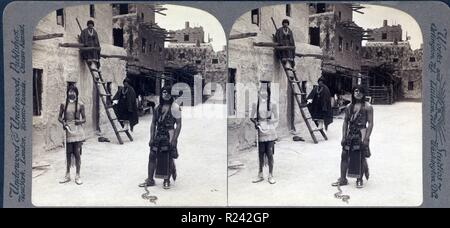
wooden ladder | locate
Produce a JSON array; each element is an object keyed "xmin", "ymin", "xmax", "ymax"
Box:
[
  {"xmin": 75, "ymin": 18, "xmax": 132, "ymax": 144},
  {"xmin": 86, "ymin": 64, "xmax": 133, "ymax": 145},
  {"xmin": 282, "ymin": 64, "xmax": 328, "ymax": 144},
  {"xmin": 270, "ymin": 17, "xmax": 327, "ymax": 144}
]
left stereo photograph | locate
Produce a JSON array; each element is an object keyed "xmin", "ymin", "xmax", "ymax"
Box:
[{"xmin": 30, "ymin": 3, "xmax": 228, "ymax": 207}]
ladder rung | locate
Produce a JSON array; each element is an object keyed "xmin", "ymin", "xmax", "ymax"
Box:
[
  {"xmin": 99, "ymin": 93, "xmax": 112, "ymax": 97},
  {"xmin": 294, "ymin": 92, "xmax": 306, "ymax": 96},
  {"xmin": 285, "ymin": 68, "xmax": 295, "ymax": 72},
  {"xmin": 312, "ymin": 129, "xmax": 324, "ymax": 132},
  {"xmin": 90, "ymin": 68, "xmax": 101, "ymax": 73},
  {"xmin": 117, "ymin": 129, "xmax": 129, "ymax": 133}
]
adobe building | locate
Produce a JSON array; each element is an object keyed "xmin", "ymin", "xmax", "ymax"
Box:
[
  {"xmin": 32, "ymin": 4, "xmax": 127, "ymax": 158},
  {"xmin": 112, "ymin": 3, "xmax": 168, "ymax": 105},
  {"xmin": 165, "ymin": 23, "xmax": 227, "ymax": 105},
  {"xmin": 361, "ymin": 20, "xmax": 423, "ymax": 103},
  {"xmin": 308, "ymin": 3, "xmax": 364, "ymax": 96},
  {"xmin": 172, "ymin": 21, "xmax": 205, "ymax": 44},
  {"xmin": 228, "ymin": 4, "xmax": 323, "ymax": 155}
]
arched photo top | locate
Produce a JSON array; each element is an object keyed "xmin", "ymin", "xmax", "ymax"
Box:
[{"xmin": 156, "ymin": 4, "xmax": 226, "ymax": 52}]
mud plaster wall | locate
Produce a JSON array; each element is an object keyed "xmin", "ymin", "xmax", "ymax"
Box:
[
  {"xmin": 370, "ymin": 25, "xmax": 403, "ymax": 42},
  {"xmin": 112, "ymin": 11, "xmax": 165, "ymax": 72},
  {"xmin": 333, "ymin": 4, "xmax": 353, "ymax": 23},
  {"xmin": 309, "ymin": 9, "xmax": 362, "ymax": 71},
  {"xmin": 228, "ymin": 4, "xmax": 322, "ymax": 155},
  {"xmin": 401, "ymin": 48, "xmax": 423, "ymax": 98},
  {"xmin": 32, "ymin": 5, "xmax": 127, "ymax": 158},
  {"xmin": 172, "ymin": 25, "xmax": 205, "ymax": 44}
]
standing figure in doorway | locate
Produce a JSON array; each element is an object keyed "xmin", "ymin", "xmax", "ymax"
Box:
[
  {"xmin": 275, "ymin": 19, "xmax": 296, "ymax": 69},
  {"xmin": 80, "ymin": 20, "xmax": 101, "ymax": 71},
  {"xmin": 307, "ymin": 76, "xmax": 333, "ymax": 131},
  {"xmin": 332, "ymin": 86, "xmax": 373, "ymax": 188},
  {"xmin": 58, "ymin": 82, "xmax": 86, "ymax": 185},
  {"xmin": 250, "ymin": 81, "xmax": 279, "ymax": 184},
  {"xmin": 112, "ymin": 78, "xmax": 139, "ymax": 132},
  {"xmin": 140, "ymin": 85, "xmax": 182, "ymax": 189}
]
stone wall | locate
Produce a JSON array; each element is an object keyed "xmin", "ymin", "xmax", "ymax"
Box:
[
  {"xmin": 228, "ymin": 3, "xmax": 322, "ymax": 155},
  {"xmin": 32, "ymin": 4, "xmax": 127, "ymax": 158}
]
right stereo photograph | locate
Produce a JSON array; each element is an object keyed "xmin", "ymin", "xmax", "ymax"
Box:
[{"xmin": 227, "ymin": 3, "xmax": 423, "ymax": 206}]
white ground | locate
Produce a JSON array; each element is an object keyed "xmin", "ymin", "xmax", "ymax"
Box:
[
  {"xmin": 228, "ymin": 102, "xmax": 423, "ymax": 207},
  {"xmin": 32, "ymin": 103, "xmax": 228, "ymax": 207}
]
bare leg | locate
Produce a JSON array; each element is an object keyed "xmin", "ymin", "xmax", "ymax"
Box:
[
  {"xmin": 65, "ymin": 143, "xmax": 73, "ymax": 174},
  {"xmin": 267, "ymin": 141, "xmax": 276, "ymax": 184},
  {"xmin": 147, "ymin": 152, "xmax": 156, "ymax": 183},
  {"xmin": 170, "ymin": 159, "xmax": 176, "ymax": 181},
  {"xmin": 74, "ymin": 142, "xmax": 83, "ymax": 185},
  {"xmin": 74, "ymin": 142, "xmax": 82, "ymax": 176},
  {"xmin": 164, "ymin": 160, "xmax": 173, "ymax": 189},
  {"xmin": 258, "ymin": 142, "xmax": 265, "ymax": 174},
  {"xmin": 267, "ymin": 142, "xmax": 274, "ymax": 175},
  {"xmin": 60, "ymin": 143, "xmax": 73, "ymax": 183},
  {"xmin": 252, "ymin": 142, "xmax": 265, "ymax": 183},
  {"xmin": 340, "ymin": 154, "xmax": 348, "ymax": 181}
]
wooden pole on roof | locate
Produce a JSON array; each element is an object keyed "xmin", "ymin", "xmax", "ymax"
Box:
[{"xmin": 33, "ymin": 33, "xmax": 64, "ymax": 41}]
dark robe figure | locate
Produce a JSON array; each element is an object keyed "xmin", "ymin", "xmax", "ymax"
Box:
[
  {"xmin": 80, "ymin": 20, "xmax": 100, "ymax": 67},
  {"xmin": 113, "ymin": 78, "xmax": 138, "ymax": 131},
  {"xmin": 275, "ymin": 19, "xmax": 296, "ymax": 67},
  {"xmin": 307, "ymin": 77, "xmax": 333, "ymax": 130}
]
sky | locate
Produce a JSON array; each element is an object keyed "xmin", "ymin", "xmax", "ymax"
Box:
[
  {"xmin": 155, "ymin": 4, "xmax": 226, "ymax": 52},
  {"xmin": 353, "ymin": 4, "xmax": 423, "ymax": 50}
]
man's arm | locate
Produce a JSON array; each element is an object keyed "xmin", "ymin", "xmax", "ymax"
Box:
[
  {"xmin": 271, "ymin": 103, "xmax": 279, "ymax": 125},
  {"xmin": 94, "ymin": 30, "xmax": 101, "ymax": 47},
  {"xmin": 363, "ymin": 104, "xmax": 374, "ymax": 145},
  {"xmin": 148, "ymin": 108, "xmax": 157, "ymax": 146},
  {"xmin": 58, "ymin": 104, "xmax": 65, "ymax": 124},
  {"xmin": 171, "ymin": 103, "xmax": 182, "ymax": 146},
  {"xmin": 290, "ymin": 29, "xmax": 295, "ymax": 47},
  {"xmin": 76, "ymin": 104, "xmax": 86, "ymax": 125},
  {"xmin": 341, "ymin": 105, "xmax": 350, "ymax": 145},
  {"xmin": 79, "ymin": 29, "xmax": 86, "ymax": 45},
  {"xmin": 249, "ymin": 103, "xmax": 258, "ymax": 127}
]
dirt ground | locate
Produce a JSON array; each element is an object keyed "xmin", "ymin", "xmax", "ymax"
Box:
[
  {"xmin": 228, "ymin": 102, "xmax": 423, "ymax": 207},
  {"xmin": 32, "ymin": 103, "xmax": 228, "ymax": 207}
]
